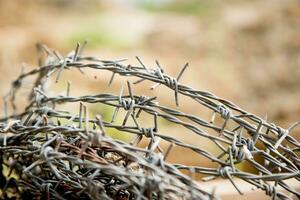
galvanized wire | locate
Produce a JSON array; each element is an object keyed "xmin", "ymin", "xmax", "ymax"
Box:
[{"xmin": 0, "ymin": 43, "xmax": 299, "ymax": 199}]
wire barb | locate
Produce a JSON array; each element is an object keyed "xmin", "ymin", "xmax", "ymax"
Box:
[{"xmin": 0, "ymin": 44, "xmax": 299, "ymax": 200}]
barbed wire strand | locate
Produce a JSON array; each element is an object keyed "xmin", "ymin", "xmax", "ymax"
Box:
[{"xmin": 0, "ymin": 43, "xmax": 299, "ymax": 200}]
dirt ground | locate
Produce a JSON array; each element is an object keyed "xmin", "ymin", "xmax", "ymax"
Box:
[
  {"xmin": 0, "ymin": 0, "xmax": 299, "ymax": 198},
  {"xmin": 1, "ymin": 0, "xmax": 299, "ymax": 123}
]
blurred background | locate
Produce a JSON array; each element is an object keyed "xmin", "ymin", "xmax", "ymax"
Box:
[{"xmin": 0, "ymin": 0, "xmax": 300, "ymax": 198}]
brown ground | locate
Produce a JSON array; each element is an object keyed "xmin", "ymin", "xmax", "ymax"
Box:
[
  {"xmin": 0, "ymin": 0, "xmax": 299, "ymax": 198},
  {"xmin": 1, "ymin": 1, "xmax": 299, "ymax": 123}
]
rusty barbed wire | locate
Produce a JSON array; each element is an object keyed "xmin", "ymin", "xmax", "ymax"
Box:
[{"xmin": 0, "ymin": 43, "xmax": 299, "ymax": 199}]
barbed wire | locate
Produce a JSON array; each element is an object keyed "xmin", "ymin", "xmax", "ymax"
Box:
[{"xmin": 0, "ymin": 43, "xmax": 299, "ymax": 199}]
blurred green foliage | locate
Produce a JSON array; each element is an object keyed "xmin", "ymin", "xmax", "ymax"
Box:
[
  {"xmin": 141, "ymin": 0, "xmax": 213, "ymax": 16},
  {"xmin": 89, "ymin": 104, "xmax": 133, "ymax": 142},
  {"xmin": 51, "ymin": 103, "xmax": 133, "ymax": 142},
  {"xmin": 66, "ymin": 28, "xmax": 132, "ymax": 49}
]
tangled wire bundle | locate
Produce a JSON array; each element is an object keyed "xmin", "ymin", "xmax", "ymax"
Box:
[{"xmin": 0, "ymin": 43, "xmax": 299, "ymax": 199}]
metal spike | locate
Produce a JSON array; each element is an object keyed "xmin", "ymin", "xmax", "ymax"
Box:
[
  {"xmin": 96, "ymin": 115, "xmax": 105, "ymax": 136},
  {"xmin": 163, "ymin": 143, "xmax": 174, "ymax": 161},
  {"xmin": 122, "ymin": 110, "xmax": 131, "ymax": 127},
  {"xmin": 150, "ymin": 83, "xmax": 160, "ymax": 90},
  {"xmin": 111, "ymin": 107, "xmax": 119, "ymax": 123},
  {"xmin": 274, "ymin": 121, "xmax": 300, "ymax": 149},
  {"xmin": 3, "ymin": 99, "xmax": 8, "ymax": 121},
  {"xmin": 118, "ymin": 85, "xmax": 124, "ymax": 102},
  {"xmin": 176, "ymin": 62, "xmax": 188, "ymax": 81},
  {"xmin": 66, "ymin": 81, "xmax": 71, "ymax": 96},
  {"xmin": 56, "ymin": 59, "xmax": 66, "ymax": 83},
  {"xmin": 108, "ymin": 72, "xmax": 115, "ymax": 86},
  {"xmin": 73, "ymin": 42, "xmax": 80, "ymax": 62},
  {"xmin": 174, "ymin": 82, "xmax": 179, "ymax": 107},
  {"xmin": 127, "ymin": 81, "xmax": 133, "ymax": 99},
  {"xmin": 84, "ymin": 104, "xmax": 89, "ymax": 134},
  {"xmin": 130, "ymin": 134, "xmax": 143, "ymax": 146},
  {"xmin": 54, "ymin": 50, "xmax": 64, "ymax": 60},
  {"xmin": 133, "ymin": 78, "xmax": 145, "ymax": 85},
  {"xmin": 36, "ymin": 43, "xmax": 44, "ymax": 67},
  {"xmin": 79, "ymin": 102, "xmax": 83, "ymax": 128},
  {"xmin": 136, "ymin": 56, "xmax": 148, "ymax": 71},
  {"xmin": 78, "ymin": 40, "xmax": 87, "ymax": 58},
  {"xmin": 131, "ymin": 113, "xmax": 141, "ymax": 130},
  {"xmin": 288, "ymin": 121, "xmax": 300, "ymax": 132},
  {"xmin": 253, "ymin": 120, "xmax": 263, "ymax": 144},
  {"xmin": 154, "ymin": 113, "xmax": 158, "ymax": 132},
  {"xmin": 210, "ymin": 111, "xmax": 216, "ymax": 124},
  {"xmin": 34, "ymin": 87, "xmax": 48, "ymax": 99}
]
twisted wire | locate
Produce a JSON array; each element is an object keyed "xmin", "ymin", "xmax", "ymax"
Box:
[{"xmin": 0, "ymin": 43, "xmax": 299, "ymax": 199}]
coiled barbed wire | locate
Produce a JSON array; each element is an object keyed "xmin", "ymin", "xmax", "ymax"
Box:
[{"xmin": 0, "ymin": 43, "xmax": 299, "ymax": 199}]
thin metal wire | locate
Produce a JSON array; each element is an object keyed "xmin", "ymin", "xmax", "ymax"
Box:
[{"xmin": 0, "ymin": 43, "xmax": 299, "ymax": 200}]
